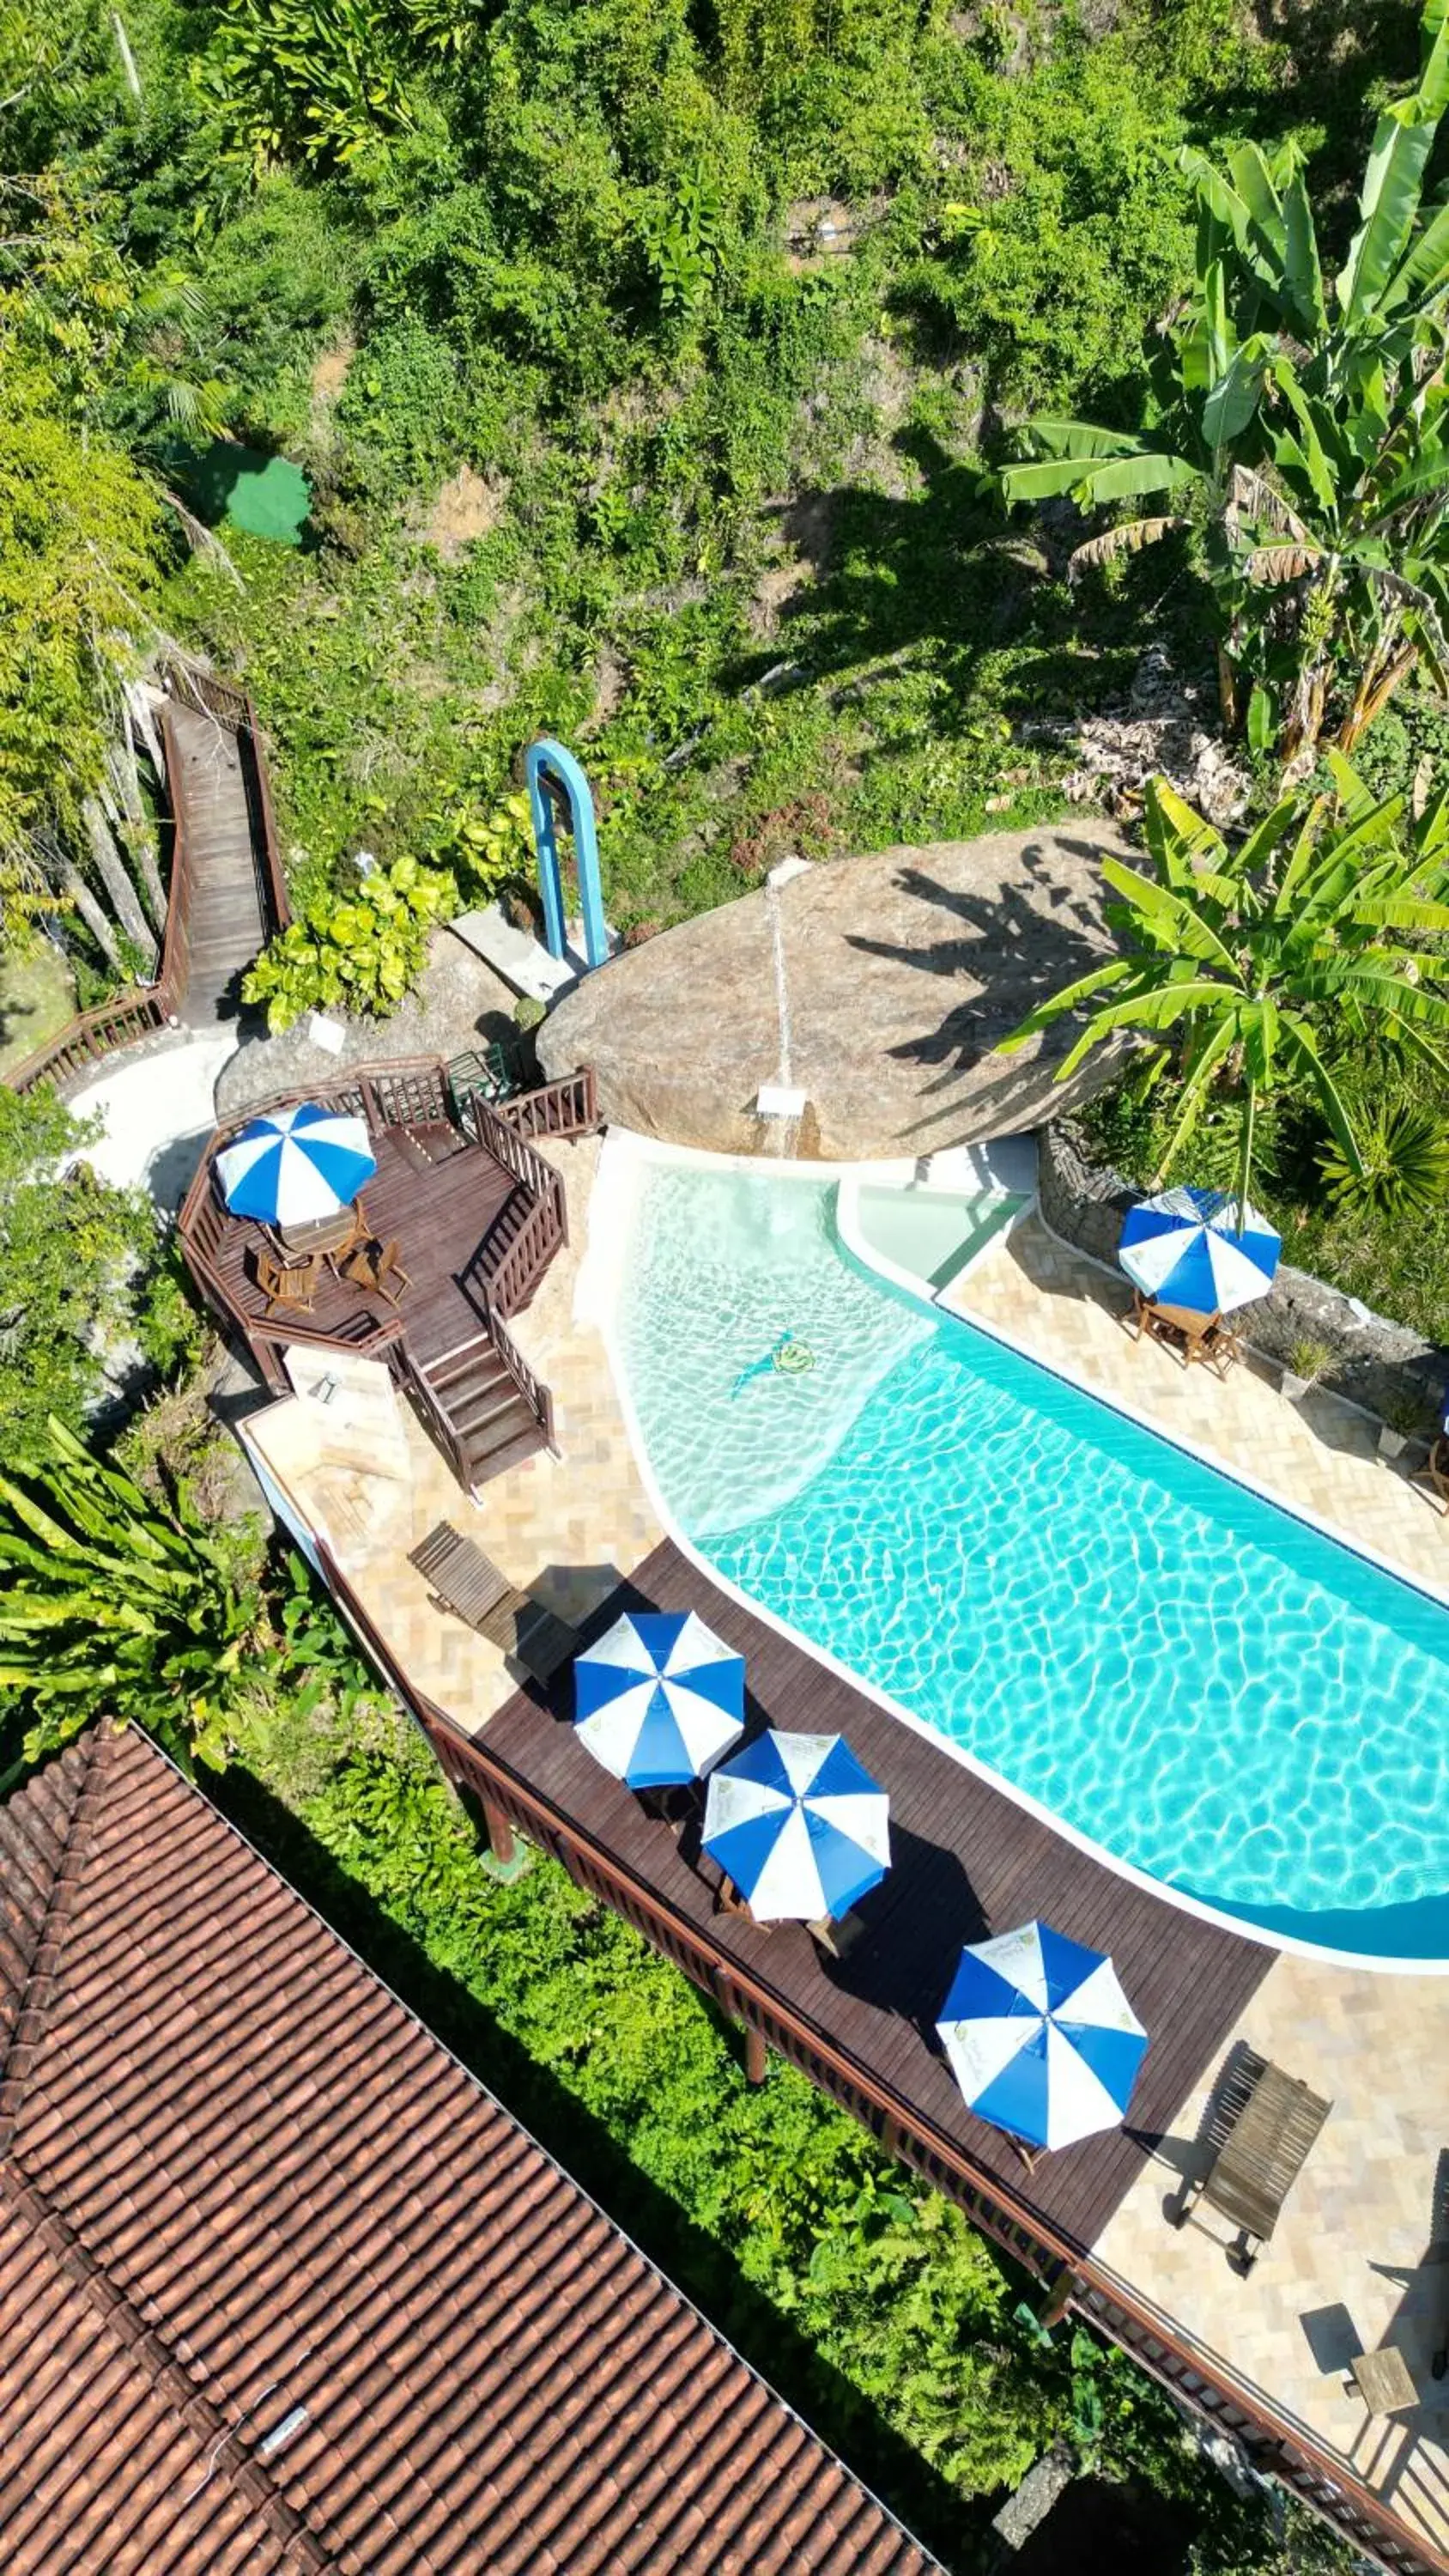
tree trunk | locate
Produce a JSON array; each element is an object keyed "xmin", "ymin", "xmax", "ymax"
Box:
[
  {"xmin": 111, "ymin": 9, "xmax": 142, "ymax": 97},
  {"xmin": 55, "ymin": 855, "xmax": 126, "ymax": 978},
  {"xmin": 81, "ymin": 795, "xmax": 157, "ymax": 977},
  {"xmin": 124, "ymin": 681, "xmax": 165, "ymax": 778},
  {"xmin": 1216, "ymin": 643, "xmax": 1241, "ymax": 734},
  {"xmin": 1336, "ymin": 646, "xmax": 1416, "ymax": 755},
  {"xmin": 106, "ymin": 732, "xmax": 167, "ymax": 934}
]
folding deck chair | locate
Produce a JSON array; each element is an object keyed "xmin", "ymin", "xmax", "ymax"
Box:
[
  {"xmin": 1173, "ymin": 2045, "xmax": 1331, "ymax": 2272},
  {"xmin": 409, "ymin": 1520, "xmax": 578, "ymax": 1683}
]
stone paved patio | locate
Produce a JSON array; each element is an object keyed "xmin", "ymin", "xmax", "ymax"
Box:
[
  {"xmin": 244, "ymin": 1136, "xmax": 662, "ymax": 1735},
  {"xmin": 951, "ymin": 1215, "xmax": 1449, "ymax": 2555}
]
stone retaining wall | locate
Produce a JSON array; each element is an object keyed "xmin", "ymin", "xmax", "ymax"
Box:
[{"xmin": 1037, "ymin": 1119, "xmax": 1447, "ymax": 1430}]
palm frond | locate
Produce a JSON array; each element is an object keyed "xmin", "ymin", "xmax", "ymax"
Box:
[{"xmin": 1067, "ymin": 518, "xmax": 1189, "ymax": 580}]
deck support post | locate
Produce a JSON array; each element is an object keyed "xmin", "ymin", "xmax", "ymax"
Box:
[
  {"xmin": 1038, "ymin": 2269, "xmax": 1076, "ymax": 2331},
  {"xmin": 482, "ymin": 1798, "xmax": 517, "ymax": 1868},
  {"xmin": 744, "ymin": 2025, "xmax": 768, "ymax": 2087}
]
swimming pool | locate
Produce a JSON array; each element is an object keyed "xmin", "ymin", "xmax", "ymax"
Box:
[{"xmin": 614, "ymin": 1154, "xmax": 1449, "ymax": 1965}]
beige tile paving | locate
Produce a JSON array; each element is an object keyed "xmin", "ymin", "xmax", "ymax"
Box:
[
  {"xmin": 246, "ymin": 1135, "xmax": 662, "ymax": 1735},
  {"xmin": 954, "ymin": 1216, "xmax": 1449, "ymax": 2554},
  {"xmin": 949, "ymin": 1214, "xmax": 1449, "ymax": 1596}
]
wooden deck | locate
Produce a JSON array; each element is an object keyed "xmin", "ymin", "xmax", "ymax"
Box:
[
  {"xmin": 200, "ymin": 1121, "xmax": 513, "ymax": 1367},
  {"xmin": 458, "ymin": 1540, "xmax": 1272, "ymax": 2257}
]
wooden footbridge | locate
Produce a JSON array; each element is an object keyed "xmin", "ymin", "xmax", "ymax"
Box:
[{"xmin": 6, "ymin": 670, "xmax": 290, "ymax": 1093}]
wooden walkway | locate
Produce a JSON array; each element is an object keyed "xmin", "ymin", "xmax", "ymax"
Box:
[
  {"xmin": 462, "ymin": 1540, "xmax": 1272, "ymax": 2256},
  {"xmin": 167, "ymin": 703, "xmax": 270, "ymax": 1027}
]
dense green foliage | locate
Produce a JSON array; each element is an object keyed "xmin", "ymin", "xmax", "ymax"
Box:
[
  {"xmin": 1007, "ymin": 759, "xmax": 1449, "ymax": 1205},
  {"xmin": 243, "ymin": 849, "xmax": 458, "ymax": 1026},
  {"xmin": 11, "ymin": 0, "xmax": 1424, "ymax": 970},
  {"xmin": 0, "ymin": 1413, "xmax": 262, "ymax": 1777},
  {"xmin": 1002, "ymin": 7, "xmax": 1449, "ymax": 770},
  {"xmin": 0, "ymin": 1085, "xmax": 191, "ymax": 1461}
]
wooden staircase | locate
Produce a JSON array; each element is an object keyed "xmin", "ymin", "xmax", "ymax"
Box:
[{"xmin": 415, "ymin": 1332, "xmax": 550, "ymax": 1492}]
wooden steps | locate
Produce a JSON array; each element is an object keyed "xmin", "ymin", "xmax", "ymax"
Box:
[{"xmin": 418, "ymin": 1337, "xmax": 549, "ymax": 1492}]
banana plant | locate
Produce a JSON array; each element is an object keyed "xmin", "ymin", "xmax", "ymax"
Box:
[
  {"xmin": 999, "ymin": 758, "xmax": 1449, "ymax": 1210},
  {"xmin": 0, "ymin": 1415, "xmax": 259, "ymax": 1778},
  {"xmin": 999, "ymin": 0, "xmax": 1449, "ymax": 771}
]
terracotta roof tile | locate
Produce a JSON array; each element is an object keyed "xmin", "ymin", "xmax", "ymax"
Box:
[{"xmin": 0, "ymin": 1726, "xmax": 941, "ymax": 2575}]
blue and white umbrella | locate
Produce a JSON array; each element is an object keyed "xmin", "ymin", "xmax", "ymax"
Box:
[
  {"xmin": 937, "ymin": 1920, "xmax": 1148, "ymax": 2154},
  {"xmin": 573, "ymin": 1611, "xmax": 745, "ymax": 1789},
  {"xmin": 702, "ymin": 1730, "xmax": 890, "ymax": 1922},
  {"xmin": 1119, "ymin": 1186, "xmax": 1280, "ymax": 1316},
  {"xmin": 216, "ymin": 1103, "xmax": 377, "ymax": 1226}
]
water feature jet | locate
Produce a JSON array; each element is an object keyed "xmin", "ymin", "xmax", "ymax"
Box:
[{"xmin": 754, "ymin": 857, "xmax": 813, "ymax": 1154}]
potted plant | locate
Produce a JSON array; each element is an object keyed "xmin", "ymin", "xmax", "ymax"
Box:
[
  {"xmin": 1379, "ymin": 1389, "xmax": 1428, "ymax": 1463},
  {"xmin": 1279, "ymin": 1338, "xmax": 1333, "ymax": 1404}
]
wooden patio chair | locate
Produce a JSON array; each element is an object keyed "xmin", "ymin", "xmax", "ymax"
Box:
[
  {"xmin": 343, "ymin": 1236, "xmax": 410, "ymax": 1306},
  {"xmin": 409, "ymin": 1521, "xmax": 578, "ymax": 1683},
  {"xmin": 254, "ymin": 1244, "xmax": 320, "ymax": 1314},
  {"xmin": 1129, "ymin": 1290, "xmax": 1240, "ymax": 1381},
  {"xmin": 1173, "ymin": 2045, "xmax": 1331, "ymax": 2272}
]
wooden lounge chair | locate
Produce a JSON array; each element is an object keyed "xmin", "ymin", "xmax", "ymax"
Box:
[
  {"xmin": 409, "ymin": 1520, "xmax": 578, "ymax": 1682},
  {"xmin": 255, "ymin": 1244, "xmax": 320, "ymax": 1314},
  {"xmin": 1173, "ymin": 2046, "xmax": 1331, "ymax": 2271}
]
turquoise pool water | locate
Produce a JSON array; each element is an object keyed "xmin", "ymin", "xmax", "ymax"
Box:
[{"xmin": 617, "ymin": 1159, "xmax": 1449, "ymax": 1960}]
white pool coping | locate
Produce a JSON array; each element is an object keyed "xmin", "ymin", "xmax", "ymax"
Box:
[{"xmin": 583, "ymin": 1127, "xmax": 1449, "ymax": 1978}]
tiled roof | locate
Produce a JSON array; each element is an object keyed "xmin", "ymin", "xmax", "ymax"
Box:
[{"xmin": 0, "ymin": 1725, "xmax": 939, "ymax": 2576}]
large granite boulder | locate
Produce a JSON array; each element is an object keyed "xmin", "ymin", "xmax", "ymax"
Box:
[{"xmin": 540, "ymin": 826, "xmax": 1131, "ymax": 1158}]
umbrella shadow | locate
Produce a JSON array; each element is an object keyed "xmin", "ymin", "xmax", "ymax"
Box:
[{"xmin": 813, "ymin": 1821, "xmax": 989, "ymax": 2044}]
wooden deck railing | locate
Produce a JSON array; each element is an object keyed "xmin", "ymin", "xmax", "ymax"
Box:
[
  {"xmin": 287, "ymin": 1517, "xmax": 1443, "ymax": 2576},
  {"xmin": 178, "ymin": 1058, "xmax": 563, "ymax": 1461},
  {"xmin": 5, "ymin": 673, "xmax": 289, "ymax": 1097},
  {"xmin": 497, "ymin": 1067, "xmax": 598, "ymax": 1143},
  {"xmin": 463, "ymin": 1095, "xmax": 569, "ymax": 1317}
]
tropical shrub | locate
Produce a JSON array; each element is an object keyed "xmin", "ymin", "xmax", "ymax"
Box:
[
  {"xmin": 0, "ymin": 1415, "xmax": 262, "ymax": 1779},
  {"xmin": 999, "ymin": 1, "xmax": 1449, "ymax": 769},
  {"xmin": 0, "ymin": 1086, "xmax": 168, "ymax": 1465},
  {"xmin": 1003, "ymin": 762, "xmax": 1449, "ymax": 1206},
  {"xmin": 1317, "ymin": 1097, "xmax": 1449, "ymax": 1218},
  {"xmin": 243, "ymin": 852, "xmax": 458, "ymax": 1028},
  {"xmin": 0, "ymin": 368, "xmax": 162, "ymax": 854},
  {"xmin": 426, "ymin": 787, "xmax": 535, "ymax": 900},
  {"xmin": 197, "ymin": 0, "xmax": 476, "ymax": 172}
]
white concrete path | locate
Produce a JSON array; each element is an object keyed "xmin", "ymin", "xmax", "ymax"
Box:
[{"xmin": 66, "ymin": 1030, "xmax": 238, "ymax": 1212}]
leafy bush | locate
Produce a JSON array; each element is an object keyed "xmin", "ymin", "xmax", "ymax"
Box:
[
  {"xmin": 335, "ymin": 315, "xmax": 470, "ymax": 495},
  {"xmin": 197, "ymin": 0, "xmax": 475, "ymax": 171},
  {"xmin": 0, "ymin": 1414, "xmax": 263, "ymax": 1781},
  {"xmin": 0, "ymin": 1085, "xmax": 162, "ymax": 1464},
  {"xmin": 243, "ymin": 851, "xmax": 458, "ymax": 1027}
]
